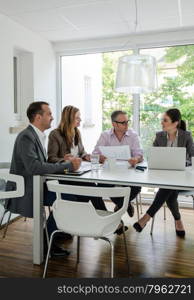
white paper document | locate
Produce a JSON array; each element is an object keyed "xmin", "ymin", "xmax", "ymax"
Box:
[
  {"xmin": 78, "ymin": 161, "xmax": 91, "ymax": 172},
  {"xmin": 99, "ymin": 145, "xmax": 131, "ymax": 160}
]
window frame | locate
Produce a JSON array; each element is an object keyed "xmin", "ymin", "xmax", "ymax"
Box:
[
  {"xmin": 13, "ymin": 53, "xmax": 22, "ymax": 122},
  {"xmin": 56, "ymin": 32, "xmax": 194, "ymax": 132}
]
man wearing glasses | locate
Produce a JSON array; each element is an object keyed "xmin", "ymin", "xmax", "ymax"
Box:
[{"xmin": 93, "ymin": 110, "xmax": 143, "ymax": 218}]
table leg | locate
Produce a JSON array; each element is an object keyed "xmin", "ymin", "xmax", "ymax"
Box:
[{"xmin": 33, "ymin": 175, "xmax": 44, "ymax": 265}]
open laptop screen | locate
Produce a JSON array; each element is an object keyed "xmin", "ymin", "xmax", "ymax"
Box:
[{"xmin": 148, "ymin": 147, "xmax": 186, "ymax": 171}]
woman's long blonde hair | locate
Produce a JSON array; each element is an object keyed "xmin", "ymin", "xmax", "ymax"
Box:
[{"xmin": 58, "ymin": 105, "xmax": 80, "ymax": 150}]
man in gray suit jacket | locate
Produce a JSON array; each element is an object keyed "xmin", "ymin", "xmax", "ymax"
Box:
[{"xmin": 7, "ymin": 101, "xmax": 81, "ymax": 256}]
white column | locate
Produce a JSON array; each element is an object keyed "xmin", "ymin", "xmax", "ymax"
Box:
[
  {"xmin": 56, "ymin": 55, "xmax": 62, "ymax": 123},
  {"xmin": 132, "ymin": 93, "xmax": 140, "ymax": 135},
  {"xmin": 132, "ymin": 48, "xmax": 140, "ymax": 135}
]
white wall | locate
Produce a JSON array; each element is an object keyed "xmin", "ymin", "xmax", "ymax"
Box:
[{"xmin": 0, "ymin": 13, "xmax": 56, "ymax": 162}]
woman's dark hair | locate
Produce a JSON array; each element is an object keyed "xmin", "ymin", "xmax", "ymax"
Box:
[{"xmin": 165, "ymin": 108, "xmax": 186, "ymax": 131}]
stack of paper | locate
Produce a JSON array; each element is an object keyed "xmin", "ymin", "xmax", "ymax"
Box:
[{"xmin": 99, "ymin": 145, "xmax": 131, "ymax": 160}]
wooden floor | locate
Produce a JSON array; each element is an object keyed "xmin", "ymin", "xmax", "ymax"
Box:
[{"xmin": 1, "ymin": 203, "xmax": 194, "ymax": 278}]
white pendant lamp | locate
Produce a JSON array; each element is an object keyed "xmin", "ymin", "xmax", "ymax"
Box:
[
  {"xmin": 115, "ymin": 53, "xmax": 157, "ymax": 94},
  {"xmin": 115, "ymin": 0, "xmax": 157, "ymax": 94}
]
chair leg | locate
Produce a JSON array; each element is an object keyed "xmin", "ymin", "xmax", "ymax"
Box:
[
  {"xmin": 3, "ymin": 211, "xmax": 11, "ymax": 238},
  {"xmin": 121, "ymin": 220, "xmax": 130, "ymax": 275},
  {"xmin": 77, "ymin": 236, "xmax": 80, "ymax": 264},
  {"xmin": 43, "ymin": 230, "xmax": 58, "ymax": 278},
  {"xmin": 163, "ymin": 204, "xmax": 166, "ymax": 220},
  {"xmin": 150, "ymin": 216, "xmax": 155, "ymax": 235},
  {"xmin": 0, "ymin": 209, "xmax": 7, "ymax": 227},
  {"xmin": 45, "ymin": 225, "xmax": 50, "ymax": 249},
  {"xmin": 135, "ymin": 196, "xmax": 140, "ymax": 221},
  {"xmin": 43, "ymin": 208, "xmax": 49, "ymax": 248},
  {"xmin": 192, "ymin": 196, "xmax": 194, "ymax": 209},
  {"xmin": 101, "ymin": 237, "xmax": 114, "ymax": 278},
  {"xmin": 139, "ymin": 193, "xmax": 143, "ymax": 214}
]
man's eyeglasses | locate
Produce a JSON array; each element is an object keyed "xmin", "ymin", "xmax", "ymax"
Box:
[{"xmin": 114, "ymin": 120, "xmax": 129, "ymax": 125}]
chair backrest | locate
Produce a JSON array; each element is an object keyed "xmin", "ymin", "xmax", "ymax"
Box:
[
  {"xmin": 47, "ymin": 180, "xmax": 131, "ymax": 237},
  {"xmin": 0, "ymin": 163, "xmax": 11, "ymax": 196},
  {"xmin": 0, "ymin": 173, "xmax": 24, "ymax": 199}
]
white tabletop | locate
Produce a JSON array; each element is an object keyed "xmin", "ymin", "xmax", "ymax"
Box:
[{"xmin": 45, "ymin": 166, "xmax": 194, "ymax": 191}]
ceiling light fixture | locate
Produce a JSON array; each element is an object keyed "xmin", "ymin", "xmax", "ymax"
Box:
[{"xmin": 115, "ymin": 0, "xmax": 157, "ymax": 94}]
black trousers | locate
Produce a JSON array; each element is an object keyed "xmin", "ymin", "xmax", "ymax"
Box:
[
  {"xmin": 44, "ymin": 181, "xmax": 107, "ymax": 237},
  {"xmin": 111, "ymin": 186, "xmax": 141, "ymax": 208},
  {"xmin": 97, "ymin": 183, "xmax": 141, "ymax": 208},
  {"xmin": 146, "ymin": 188, "xmax": 181, "ymax": 220}
]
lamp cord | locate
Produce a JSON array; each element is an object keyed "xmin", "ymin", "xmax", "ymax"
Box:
[
  {"xmin": 122, "ymin": 0, "xmax": 138, "ymax": 49},
  {"xmin": 134, "ymin": 0, "xmax": 138, "ymax": 33}
]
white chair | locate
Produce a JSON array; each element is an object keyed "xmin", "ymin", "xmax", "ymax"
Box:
[
  {"xmin": 43, "ymin": 181, "xmax": 131, "ymax": 278},
  {"xmin": 0, "ymin": 163, "xmax": 12, "ymax": 237},
  {"xmin": 0, "ymin": 173, "xmax": 24, "ymax": 237},
  {"xmin": 179, "ymin": 191, "xmax": 194, "ymax": 208},
  {"xmin": 0, "ymin": 163, "xmax": 26, "ymax": 237}
]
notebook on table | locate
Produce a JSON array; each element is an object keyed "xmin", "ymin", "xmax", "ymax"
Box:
[{"xmin": 65, "ymin": 161, "xmax": 91, "ymax": 176}]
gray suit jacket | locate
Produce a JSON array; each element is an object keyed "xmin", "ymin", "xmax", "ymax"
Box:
[
  {"xmin": 153, "ymin": 129, "xmax": 194, "ymax": 164},
  {"xmin": 7, "ymin": 125, "xmax": 73, "ymax": 218}
]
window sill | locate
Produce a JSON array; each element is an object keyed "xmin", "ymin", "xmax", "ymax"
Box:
[
  {"xmin": 9, "ymin": 125, "xmax": 26, "ymax": 134},
  {"xmin": 82, "ymin": 122, "xmax": 95, "ymax": 128}
]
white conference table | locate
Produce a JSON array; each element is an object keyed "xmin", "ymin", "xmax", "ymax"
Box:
[{"xmin": 33, "ymin": 166, "xmax": 194, "ymax": 265}]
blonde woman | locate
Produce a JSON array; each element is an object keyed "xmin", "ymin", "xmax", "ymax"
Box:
[
  {"xmin": 48, "ymin": 105, "xmax": 107, "ymax": 211},
  {"xmin": 48, "ymin": 105, "xmax": 90, "ymax": 163}
]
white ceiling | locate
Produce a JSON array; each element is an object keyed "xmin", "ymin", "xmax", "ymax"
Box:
[{"xmin": 0, "ymin": 0, "xmax": 194, "ymax": 43}]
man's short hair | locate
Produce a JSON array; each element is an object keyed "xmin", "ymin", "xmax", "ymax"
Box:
[
  {"xmin": 27, "ymin": 101, "xmax": 49, "ymax": 122},
  {"xmin": 111, "ymin": 110, "xmax": 127, "ymax": 122}
]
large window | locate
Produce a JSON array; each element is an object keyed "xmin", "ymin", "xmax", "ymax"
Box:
[
  {"xmin": 12, "ymin": 48, "xmax": 34, "ymax": 126},
  {"xmin": 61, "ymin": 46, "xmax": 194, "ymax": 138},
  {"xmin": 139, "ymin": 45, "xmax": 194, "ymax": 205},
  {"xmin": 61, "ymin": 53, "xmax": 103, "ymax": 153},
  {"xmin": 102, "ymin": 50, "xmax": 133, "ymax": 130},
  {"xmin": 61, "ymin": 50, "xmax": 133, "ymax": 132},
  {"xmin": 139, "ymin": 45, "xmax": 194, "ymax": 156}
]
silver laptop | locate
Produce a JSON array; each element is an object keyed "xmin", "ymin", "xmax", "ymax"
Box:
[{"xmin": 148, "ymin": 147, "xmax": 186, "ymax": 171}]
